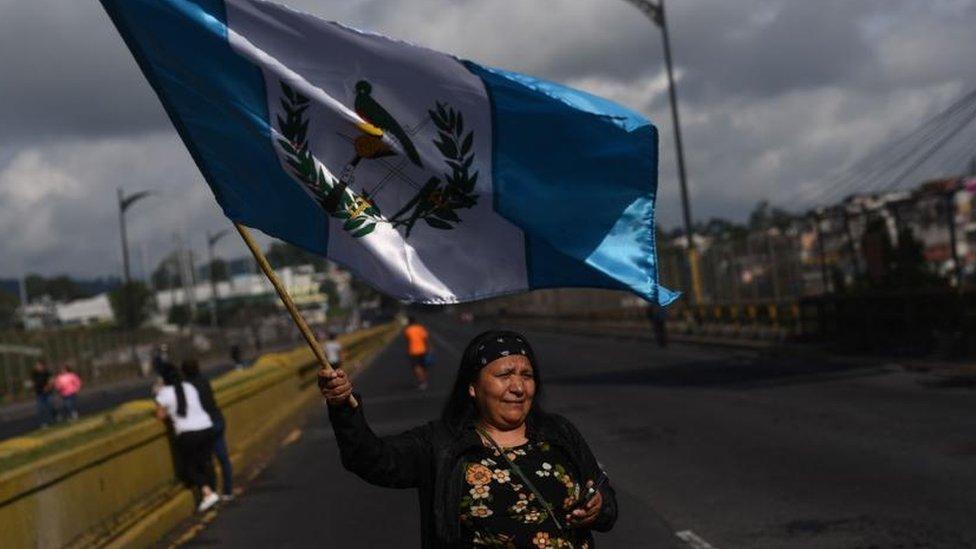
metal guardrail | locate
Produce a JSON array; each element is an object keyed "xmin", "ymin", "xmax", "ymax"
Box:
[
  {"xmin": 500, "ymin": 290, "xmax": 975, "ymax": 357},
  {"xmin": 0, "ymin": 344, "xmax": 43, "ymax": 357}
]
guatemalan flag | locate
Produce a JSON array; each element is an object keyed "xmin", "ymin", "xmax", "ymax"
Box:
[{"xmin": 100, "ymin": 0, "xmax": 678, "ymax": 306}]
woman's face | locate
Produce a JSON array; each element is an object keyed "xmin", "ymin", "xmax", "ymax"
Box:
[{"xmin": 469, "ymin": 354, "xmax": 536, "ymax": 430}]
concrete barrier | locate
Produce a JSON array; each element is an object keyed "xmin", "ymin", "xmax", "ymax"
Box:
[{"xmin": 0, "ymin": 323, "xmax": 398, "ymax": 548}]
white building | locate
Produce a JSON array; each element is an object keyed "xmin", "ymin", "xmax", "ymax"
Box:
[
  {"xmin": 154, "ymin": 264, "xmax": 328, "ymax": 315},
  {"xmin": 57, "ymin": 294, "xmax": 115, "ymax": 326}
]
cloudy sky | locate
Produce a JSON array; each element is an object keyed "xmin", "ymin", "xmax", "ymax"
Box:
[{"xmin": 1, "ymin": 0, "xmax": 975, "ymax": 279}]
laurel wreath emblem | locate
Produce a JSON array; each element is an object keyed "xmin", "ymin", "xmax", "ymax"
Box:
[
  {"xmin": 276, "ymin": 82, "xmax": 381, "ymax": 238},
  {"xmin": 275, "ymin": 81, "xmax": 478, "ymax": 239},
  {"xmin": 389, "ymin": 102, "xmax": 479, "ymax": 237}
]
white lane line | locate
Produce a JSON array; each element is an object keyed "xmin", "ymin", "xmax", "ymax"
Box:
[{"xmin": 676, "ymin": 530, "xmax": 718, "ymax": 549}]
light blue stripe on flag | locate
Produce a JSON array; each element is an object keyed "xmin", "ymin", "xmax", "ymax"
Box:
[
  {"xmin": 99, "ymin": 0, "xmax": 329, "ymax": 254},
  {"xmin": 464, "ymin": 62, "xmax": 678, "ymax": 306}
]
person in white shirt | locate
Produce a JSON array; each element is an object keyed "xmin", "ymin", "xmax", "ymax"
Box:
[
  {"xmin": 324, "ymin": 332, "xmax": 345, "ymax": 370},
  {"xmin": 155, "ymin": 364, "xmax": 220, "ymax": 512}
]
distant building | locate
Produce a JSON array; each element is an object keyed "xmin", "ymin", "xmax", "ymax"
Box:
[
  {"xmin": 57, "ymin": 294, "xmax": 114, "ymax": 326},
  {"xmin": 20, "ymin": 297, "xmax": 59, "ymax": 330},
  {"xmin": 154, "ymin": 263, "xmax": 330, "ymax": 319}
]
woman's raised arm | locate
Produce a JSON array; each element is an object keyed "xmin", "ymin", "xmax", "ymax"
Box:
[{"xmin": 320, "ymin": 369, "xmax": 431, "ymax": 488}]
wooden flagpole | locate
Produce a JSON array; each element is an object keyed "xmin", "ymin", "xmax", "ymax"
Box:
[{"xmin": 234, "ymin": 223, "xmax": 357, "ymax": 406}]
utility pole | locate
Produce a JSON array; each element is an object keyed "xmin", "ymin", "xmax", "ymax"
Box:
[
  {"xmin": 766, "ymin": 229, "xmax": 782, "ymax": 303},
  {"xmin": 207, "ymin": 229, "xmax": 229, "ymax": 328},
  {"xmin": 944, "ymin": 185, "xmax": 961, "ymax": 287},
  {"xmin": 17, "ymin": 273, "xmax": 27, "ymax": 309},
  {"xmin": 746, "ymin": 236, "xmax": 760, "ymax": 301},
  {"xmin": 173, "ymin": 232, "xmax": 197, "ymax": 325},
  {"xmin": 138, "ymin": 242, "xmax": 149, "ymax": 284},
  {"xmin": 728, "ymin": 243, "xmax": 741, "ymax": 303},
  {"xmin": 813, "ymin": 212, "xmax": 830, "ymax": 293},
  {"xmin": 117, "ymin": 188, "xmax": 152, "ymax": 366},
  {"xmin": 623, "ymin": 0, "xmax": 700, "ymax": 304}
]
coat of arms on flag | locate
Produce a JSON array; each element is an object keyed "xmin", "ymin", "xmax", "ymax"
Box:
[
  {"xmin": 274, "ymin": 80, "xmax": 479, "ymax": 239},
  {"xmin": 100, "ymin": 0, "xmax": 678, "ymax": 306}
]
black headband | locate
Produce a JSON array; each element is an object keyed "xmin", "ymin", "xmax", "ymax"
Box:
[{"xmin": 475, "ymin": 334, "xmax": 530, "ymax": 368}]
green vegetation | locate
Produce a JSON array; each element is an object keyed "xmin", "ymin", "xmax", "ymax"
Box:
[
  {"xmin": 0, "ymin": 289, "xmax": 18, "ymax": 329},
  {"xmin": 857, "ymin": 220, "xmax": 946, "ymax": 292},
  {"xmin": 108, "ymin": 281, "xmax": 156, "ymax": 329},
  {"xmin": 265, "ymin": 241, "xmax": 328, "ymax": 271},
  {"xmin": 208, "ymin": 258, "xmax": 229, "ymax": 282},
  {"xmin": 150, "ymin": 252, "xmax": 183, "ymax": 291},
  {"xmin": 25, "ymin": 274, "xmax": 86, "ymax": 302}
]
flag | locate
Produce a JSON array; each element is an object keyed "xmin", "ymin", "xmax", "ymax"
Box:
[{"xmin": 100, "ymin": 0, "xmax": 678, "ymax": 306}]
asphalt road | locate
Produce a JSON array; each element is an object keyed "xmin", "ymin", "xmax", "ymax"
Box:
[{"xmin": 182, "ymin": 315, "xmax": 976, "ymax": 548}]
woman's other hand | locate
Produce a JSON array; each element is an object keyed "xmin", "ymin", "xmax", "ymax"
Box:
[
  {"xmin": 319, "ymin": 368, "xmax": 355, "ymax": 407},
  {"xmin": 565, "ymin": 480, "xmax": 603, "ymax": 528}
]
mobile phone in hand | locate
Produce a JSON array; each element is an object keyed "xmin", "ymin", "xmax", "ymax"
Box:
[{"xmin": 572, "ymin": 472, "xmax": 609, "ymax": 511}]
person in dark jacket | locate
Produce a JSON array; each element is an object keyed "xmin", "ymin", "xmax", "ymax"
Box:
[
  {"xmin": 31, "ymin": 360, "xmax": 55, "ymax": 427},
  {"xmin": 320, "ymin": 330, "xmax": 617, "ymax": 548},
  {"xmin": 181, "ymin": 358, "xmax": 234, "ymax": 500}
]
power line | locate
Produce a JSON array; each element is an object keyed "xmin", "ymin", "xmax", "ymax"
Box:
[
  {"xmin": 874, "ymin": 100, "xmax": 976, "ymax": 194},
  {"xmin": 861, "ymin": 94, "xmax": 976, "ymax": 194},
  {"xmin": 809, "ymin": 88, "xmax": 976, "ymax": 204},
  {"xmin": 787, "ymin": 86, "xmax": 976, "ymax": 207}
]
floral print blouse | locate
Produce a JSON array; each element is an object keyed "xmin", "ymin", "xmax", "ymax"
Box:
[{"xmin": 459, "ymin": 439, "xmax": 590, "ymax": 548}]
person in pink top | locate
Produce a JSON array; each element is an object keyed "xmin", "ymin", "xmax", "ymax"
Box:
[{"xmin": 53, "ymin": 364, "xmax": 83, "ymax": 421}]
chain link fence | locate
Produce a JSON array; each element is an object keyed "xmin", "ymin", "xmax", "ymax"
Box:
[{"xmin": 0, "ymin": 315, "xmax": 309, "ymax": 404}]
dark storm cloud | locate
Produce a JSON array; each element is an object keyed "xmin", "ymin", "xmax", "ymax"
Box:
[
  {"xmin": 0, "ymin": 0, "xmax": 168, "ymax": 144},
  {"xmin": 670, "ymin": 0, "xmax": 878, "ymax": 100}
]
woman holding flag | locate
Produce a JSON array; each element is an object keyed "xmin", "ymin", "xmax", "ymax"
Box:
[{"xmin": 320, "ymin": 330, "xmax": 617, "ymax": 548}]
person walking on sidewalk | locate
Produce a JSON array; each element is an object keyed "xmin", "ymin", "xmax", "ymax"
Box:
[
  {"xmin": 154, "ymin": 364, "xmax": 220, "ymax": 512},
  {"xmin": 152, "ymin": 343, "xmax": 175, "ymax": 393},
  {"xmin": 320, "ymin": 330, "xmax": 617, "ymax": 548},
  {"xmin": 181, "ymin": 358, "xmax": 235, "ymax": 501},
  {"xmin": 403, "ymin": 316, "xmax": 431, "ymax": 390},
  {"xmin": 31, "ymin": 361, "xmax": 55, "ymax": 427},
  {"xmin": 229, "ymin": 343, "xmax": 244, "ymax": 370},
  {"xmin": 324, "ymin": 332, "xmax": 345, "ymax": 370},
  {"xmin": 53, "ymin": 364, "xmax": 82, "ymax": 421},
  {"xmin": 645, "ymin": 305, "xmax": 669, "ymax": 348}
]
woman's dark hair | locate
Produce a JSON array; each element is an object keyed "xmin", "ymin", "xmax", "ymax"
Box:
[
  {"xmin": 159, "ymin": 362, "xmax": 187, "ymax": 418},
  {"xmin": 441, "ymin": 330, "xmax": 545, "ymax": 433},
  {"xmin": 180, "ymin": 358, "xmax": 201, "ymax": 380}
]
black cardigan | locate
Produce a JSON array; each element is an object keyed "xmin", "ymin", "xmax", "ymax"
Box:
[{"xmin": 328, "ymin": 397, "xmax": 617, "ymax": 548}]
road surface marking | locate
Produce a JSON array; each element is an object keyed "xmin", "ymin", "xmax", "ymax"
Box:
[
  {"xmin": 676, "ymin": 529, "xmax": 718, "ymax": 549},
  {"xmin": 281, "ymin": 428, "xmax": 303, "ymax": 447}
]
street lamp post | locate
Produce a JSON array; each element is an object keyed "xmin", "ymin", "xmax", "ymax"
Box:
[
  {"xmin": 622, "ymin": 0, "xmax": 702, "ymax": 305},
  {"xmin": 206, "ymin": 229, "xmax": 229, "ymax": 328},
  {"xmin": 117, "ymin": 188, "xmax": 152, "ymax": 368},
  {"xmin": 117, "ymin": 189, "xmax": 153, "ymax": 286}
]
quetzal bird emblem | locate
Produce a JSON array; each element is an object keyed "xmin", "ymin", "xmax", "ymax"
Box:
[
  {"xmin": 275, "ymin": 78, "xmax": 478, "ymax": 239},
  {"xmin": 323, "ymin": 80, "xmax": 424, "ymax": 213},
  {"xmin": 354, "ymin": 80, "xmax": 423, "ymax": 167}
]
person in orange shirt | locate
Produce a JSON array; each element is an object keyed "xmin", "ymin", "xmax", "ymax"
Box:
[{"xmin": 403, "ymin": 316, "xmax": 431, "ymax": 390}]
